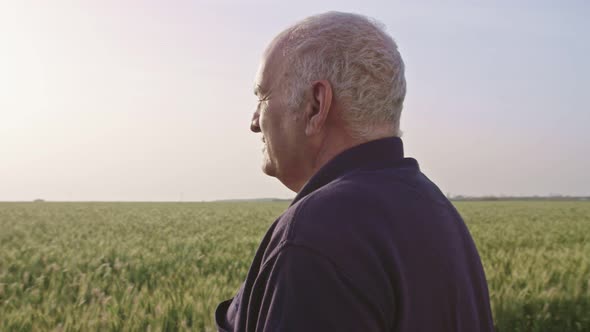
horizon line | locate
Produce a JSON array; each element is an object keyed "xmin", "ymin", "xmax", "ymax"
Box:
[{"xmin": 1, "ymin": 195, "xmax": 589, "ymax": 204}]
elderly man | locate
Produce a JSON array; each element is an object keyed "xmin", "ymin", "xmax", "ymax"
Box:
[{"xmin": 216, "ymin": 12, "xmax": 495, "ymax": 332}]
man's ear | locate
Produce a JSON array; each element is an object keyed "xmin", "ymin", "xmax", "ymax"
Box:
[{"xmin": 305, "ymin": 80, "xmax": 333, "ymax": 136}]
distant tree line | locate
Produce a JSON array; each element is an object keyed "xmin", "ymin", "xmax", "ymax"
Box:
[{"xmin": 446, "ymin": 194, "xmax": 590, "ymax": 201}]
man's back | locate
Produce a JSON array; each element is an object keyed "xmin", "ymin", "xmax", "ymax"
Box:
[{"xmin": 216, "ymin": 137, "xmax": 495, "ymax": 331}]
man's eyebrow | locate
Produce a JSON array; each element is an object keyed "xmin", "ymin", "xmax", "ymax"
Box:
[{"xmin": 254, "ymin": 84, "xmax": 271, "ymax": 99}]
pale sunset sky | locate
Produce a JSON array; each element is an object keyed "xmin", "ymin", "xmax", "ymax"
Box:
[{"xmin": 1, "ymin": 0, "xmax": 588, "ymax": 201}]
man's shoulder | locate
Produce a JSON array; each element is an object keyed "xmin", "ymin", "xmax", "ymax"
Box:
[
  {"xmin": 299, "ymin": 163, "xmax": 448, "ymax": 214},
  {"xmin": 282, "ymin": 166, "xmax": 441, "ymax": 240},
  {"xmin": 265, "ymin": 164, "xmax": 455, "ymax": 259},
  {"xmin": 265, "ymin": 178, "xmax": 376, "ymax": 257}
]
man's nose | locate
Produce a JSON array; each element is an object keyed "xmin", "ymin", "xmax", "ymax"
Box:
[{"xmin": 250, "ymin": 111, "xmax": 261, "ymax": 133}]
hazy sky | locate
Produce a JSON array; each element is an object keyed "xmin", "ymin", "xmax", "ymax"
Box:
[{"xmin": 1, "ymin": 0, "xmax": 588, "ymax": 201}]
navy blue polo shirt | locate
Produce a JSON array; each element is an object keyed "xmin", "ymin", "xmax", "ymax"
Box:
[{"xmin": 216, "ymin": 137, "xmax": 495, "ymax": 331}]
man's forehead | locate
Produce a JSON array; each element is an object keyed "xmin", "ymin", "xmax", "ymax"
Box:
[
  {"xmin": 253, "ymin": 56, "xmax": 276, "ymax": 96},
  {"xmin": 253, "ymin": 36, "xmax": 290, "ymax": 96}
]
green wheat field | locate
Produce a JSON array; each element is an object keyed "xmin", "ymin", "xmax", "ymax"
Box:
[{"xmin": 1, "ymin": 201, "xmax": 589, "ymax": 331}]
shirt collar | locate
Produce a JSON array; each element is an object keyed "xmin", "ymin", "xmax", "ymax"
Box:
[{"xmin": 291, "ymin": 136, "xmax": 412, "ymax": 206}]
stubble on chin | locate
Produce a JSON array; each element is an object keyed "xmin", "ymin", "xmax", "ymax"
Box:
[
  {"xmin": 262, "ymin": 163, "xmax": 277, "ymax": 177},
  {"xmin": 261, "ymin": 148, "xmax": 276, "ymax": 177}
]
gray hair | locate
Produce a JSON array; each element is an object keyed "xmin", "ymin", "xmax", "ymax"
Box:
[{"xmin": 272, "ymin": 12, "xmax": 406, "ymax": 138}]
